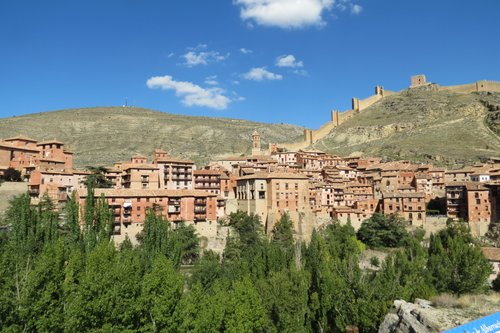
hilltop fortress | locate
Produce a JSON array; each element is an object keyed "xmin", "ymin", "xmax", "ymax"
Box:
[{"xmin": 278, "ymin": 75, "xmax": 500, "ymax": 151}]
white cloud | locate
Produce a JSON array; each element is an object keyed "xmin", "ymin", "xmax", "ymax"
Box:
[
  {"xmin": 204, "ymin": 75, "xmax": 219, "ymax": 85},
  {"xmin": 234, "ymin": 0, "xmax": 335, "ymax": 29},
  {"xmin": 167, "ymin": 52, "xmax": 175, "ymax": 58},
  {"xmin": 293, "ymin": 69, "xmax": 309, "ymax": 76},
  {"xmin": 276, "ymin": 54, "xmax": 304, "ymax": 68},
  {"xmin": 182, "ymin": 47, "xmax": 229, "ymax": 67},
  {"xmin": 187, "ymin": 43, "xmax": 208, "ymax": 51},
  {"xmin": 243, "ymin": 67, "xmax": 283, "ymax": 81},
  {"xmin": 351, "ymin": 4, "xmax": 362, "ymax": 14},
  {"xmin": 183, "ymin": 51, "xmax": 229, "ymax": 66},
  {"xmin": 240, "ymin": 48, "xmax": 253, "ymax": 54},
  {"xmin": 146, "ymin": 75, "xmax": 231, "ymax": 110}
]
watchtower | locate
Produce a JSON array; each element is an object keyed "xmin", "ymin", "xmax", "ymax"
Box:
[
  {"xmin": 410, "ymin": 74, "xmax": 427, "ymax": 87},
  {"xmin": 251, "ymin": 130, "xmax": 261, "ymax": 155}
]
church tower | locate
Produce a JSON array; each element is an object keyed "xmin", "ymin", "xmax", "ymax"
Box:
[{"xmin": 251, "ymin": 130, "xmax": 261, "ymax": 156}]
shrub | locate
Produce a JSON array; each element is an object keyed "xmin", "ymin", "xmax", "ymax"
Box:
[
  {"xmin": 357, "ymin": 213, "xmax": 410, "ymax": 248},
  {"xmin": 2, "ymin": 168, "xmax": 22, "ymax": 182}
]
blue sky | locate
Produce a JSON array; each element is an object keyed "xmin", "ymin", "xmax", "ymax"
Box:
[{"xmin": 1, "ymin": 0, "xmax": 499, "ymax": 128}]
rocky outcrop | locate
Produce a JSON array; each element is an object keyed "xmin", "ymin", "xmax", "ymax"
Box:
[{"xmin": 378, "ymin": 299, "xmax": 470, "ymax": 333}]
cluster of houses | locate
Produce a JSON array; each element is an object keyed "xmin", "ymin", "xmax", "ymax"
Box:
[{"xmin": 1, "ymin": 133, "xmax": 499, "ymax": 245}]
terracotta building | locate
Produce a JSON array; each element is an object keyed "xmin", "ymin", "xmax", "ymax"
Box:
[
  {"xmin": 382, "ymin": 191, "xmax": 426, "ymax": 226},
  {"xmin": 153, "ymin": 151, "xmax": 195, "ymax": 190},
  {"xmin": 446, "ymin": 182, "xmax": 493, "ymax": 236},
  {"xmin": 76, "ymin": 188, "xmax": 218, "ymax": 244},
  {"xmin": 236, "ymin": 172, "xmax": 312, "ymax": 237}
]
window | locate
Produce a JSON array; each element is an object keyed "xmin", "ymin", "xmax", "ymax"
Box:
[
  {"xmin": 285, "ymin": 183, "xmax": 289, "ymax": 190},
  {"xmin": 476, "ymin": 199, "xmax": 480, "ymax": 205}
]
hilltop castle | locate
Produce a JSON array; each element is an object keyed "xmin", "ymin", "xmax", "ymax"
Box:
[{"xmin": 277, "ymin": 75, "xmax": 500, "ymax": 151}]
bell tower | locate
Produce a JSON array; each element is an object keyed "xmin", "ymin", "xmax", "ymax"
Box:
[{"xmin": 251, "ymin": 130, "xmax": 261, "ymax": 155}]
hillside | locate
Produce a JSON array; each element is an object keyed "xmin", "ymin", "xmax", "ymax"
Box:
[
  {"xmin": 314, "ymin": 86, "xmax": 500, "ymax": 166},
  {"xmin": 0, "ymin": 107, "xmax": 304, "ymax": 167}
]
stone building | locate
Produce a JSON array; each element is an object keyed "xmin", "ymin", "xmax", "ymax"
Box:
[
  {"xmin": 236, "ymin": 172, "xmax": 313, "ymax": 239},
  {"xmin": 446, "ymin": 182, "xmax": 493, "ymax": 236},
  {"xmin": 76, "ymin": 188, "xmax": 218, "ymax": 244},
  {"xmin": 382, "ymin": 191, "xmax": 426, "ymax": 226}
]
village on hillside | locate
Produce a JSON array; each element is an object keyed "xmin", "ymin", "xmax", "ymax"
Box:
[{"xmin": 1, "ymin": 124, "xmax": 499, "ymax": 261}]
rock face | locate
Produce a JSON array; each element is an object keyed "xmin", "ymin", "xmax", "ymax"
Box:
[{"xmin": 378, "ymin": 299, "xmax": 468, "ymax": 333}]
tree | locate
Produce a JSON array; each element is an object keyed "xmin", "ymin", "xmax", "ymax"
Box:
[
  {"xmin": 257, "ymin": 269, "xmax": 311, "ymax": 333},
  {"xmin": 493, "ymin": 273, "xmax": 500, "ymax": 292},
  {"xmin": 428, "ymin": 224, "xmax": 492, "ymax": 295},
  {"xmin": 83, "ymin": 166, "xmax": 112, "ymax": 189},
  {"xmin": 272, "ymin": 213, "xmax": 294, "ymax": 246},
  {"xmin": 3, "ymin": 168, "xmax": 22, "ymax": 182},
  {"xmin": 224, "ymin": 277, "xmax": 269, "ymax": 333},
  {"xmin": 190, "ymin": 250, "xmax": 222, "ymax": 290},
  {"xmin": 139, "ymin": 256, "xmax": 183, "ymax": 332},
  {"xmin": 227, "ymin": 211, "xmax": 263, "ymax": 250},
  {"xmin": 140, "ymin": 210, "xmax": 200, "ymax": 267},
  {"xmin": 64, "ymin": 192, "xmax": 81, "ymax": 245},
  {"xmin": 357, "ymin": 213, "xmax": 410, "ymax": 248}
]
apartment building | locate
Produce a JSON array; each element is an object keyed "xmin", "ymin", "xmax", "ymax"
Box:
[
  {"xmin": 236, "ymin": 172, "xmax": 310, "ymax": 235},
  {"xmin": 76, "ymin": 188, "xmax": 218, "ymax": 244},
  {"xmin": 382, "ymin": 191, "xmax": 426, "ymax": 226}
]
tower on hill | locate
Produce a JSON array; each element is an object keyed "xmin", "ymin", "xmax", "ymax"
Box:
[
  {"xmin": 410, "ymin": 74, "xmax": 427, "ymax": 87},
  {"xmin": 251, "ymin": 130, "xmax": 261, "ymax": 156}
]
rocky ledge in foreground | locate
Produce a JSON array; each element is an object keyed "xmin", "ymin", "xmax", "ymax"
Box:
[{"xmin": 378, "ymin": 298, "xmax": 499, "ymax": 333}]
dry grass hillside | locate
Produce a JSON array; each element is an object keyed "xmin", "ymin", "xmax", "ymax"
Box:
[
  {"xmin": 0, "ymin": 107, "xmax": 304, "ymax": 167},
  {"xmin": 314, "ymin": 86, "xmax": 500, "ymax": 167}
]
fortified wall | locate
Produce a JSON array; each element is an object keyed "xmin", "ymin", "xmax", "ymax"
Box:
[
  {"xmin": 410, "ymin": 74, "xmax": 500, "ymax": 94},
  {"xmin": 277, "ymin": 75, "xmax": 500, "ymax": 152}
]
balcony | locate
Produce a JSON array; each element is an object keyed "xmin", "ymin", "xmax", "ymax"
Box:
[
  {"xmin": 168, "ymin": 205, "xmax": 181, "ymax": 213},
  {"xmin": 195, "ymin": 199, "xmax": 206, "ymax": 205},
  {"xmin": 28, "ymin": 188, "xmax": 39, "ymax": 195},
  {"xmin": 194, "ymin": 207, "xmax": 207, "ymax": 214},
  {"xmin": 195, "ymin": 184, "xmax": 220, "ymax": 190},
  {"xmin": 168, "ymin": 199, "xmax": 181, "ymax": 206},
  {"xmin": 194, "ymin": 214, "xmax": 207, "ymax": 221},
  {"xmin": 171, "ymin": 175, "xmax": 192, "ymax": 181}
]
